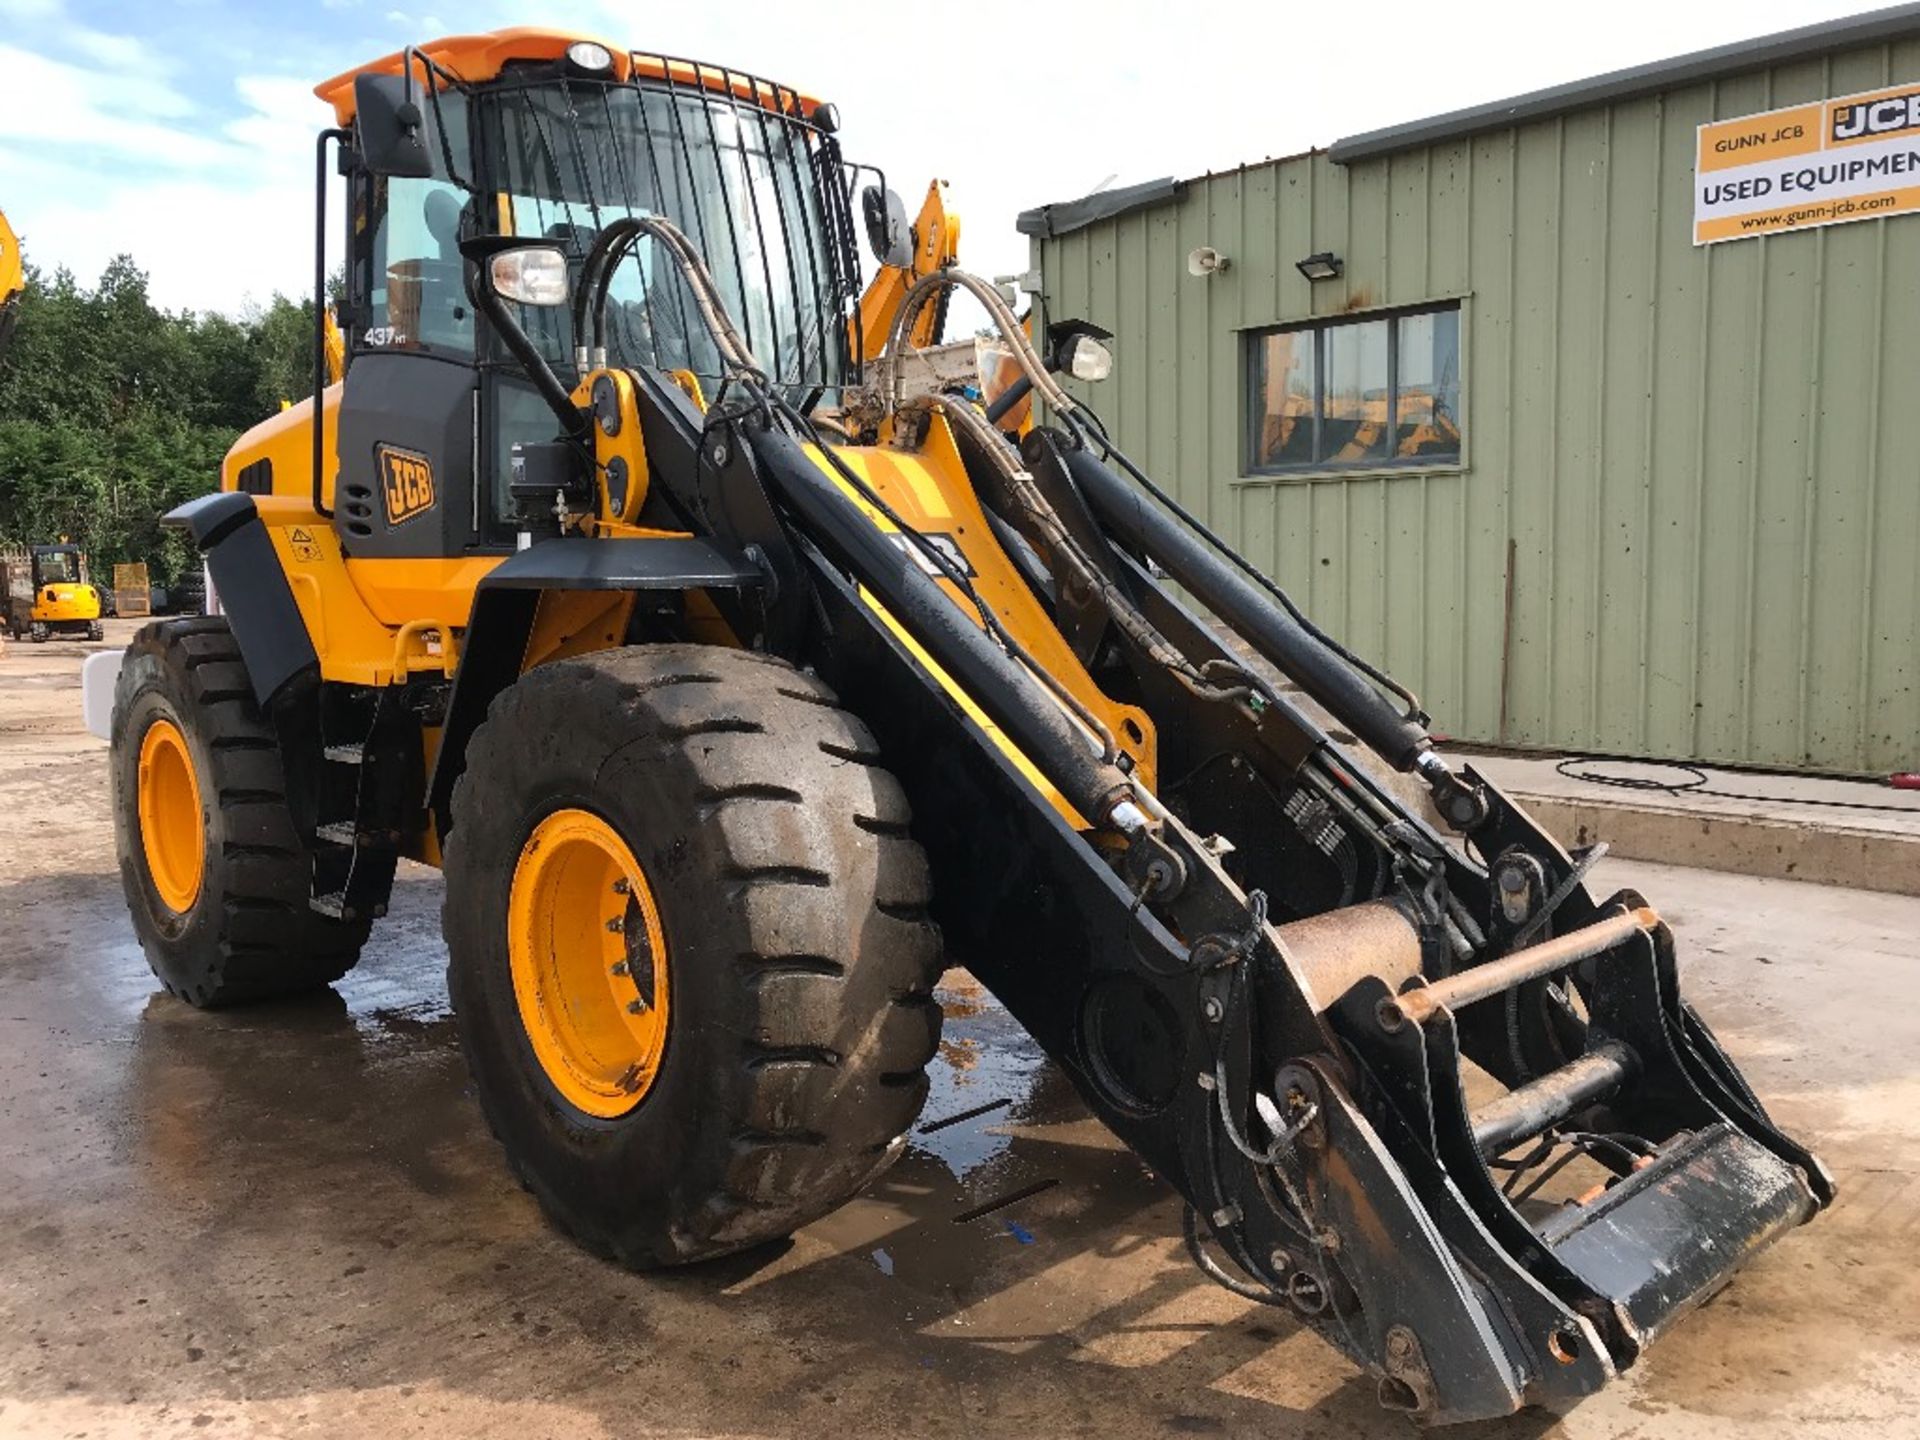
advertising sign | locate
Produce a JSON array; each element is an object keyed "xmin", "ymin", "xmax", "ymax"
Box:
[{"xmin": 1695, "ymin": 82, "xmax": 1920, "ymax": 243}]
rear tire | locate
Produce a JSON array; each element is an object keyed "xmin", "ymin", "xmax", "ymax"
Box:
[
  {"xmin": 442, "ymin": 644, "xmax": 943, "ymax": 1266},
  {"xmin": 110, "ymin": 617, "xmax": 371, "ymax": 1006}
]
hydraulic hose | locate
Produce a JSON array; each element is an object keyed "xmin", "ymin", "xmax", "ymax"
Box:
[
  {"xmin": 872, "ymin": 263, "xmax": 1428, "ymax": 729},
  {"xmin": 915, "ymin": 395, "xmax": 1250, "ymax": 705},
  {"xmin": 883, "ymin": 268, "xmax": 1075, "ymax": 418},
  {"xmin": 1055, "ymin": 440, "xmax": 1433, "ymax": 772},
  {"xmin": 576, "ymin": 215, "xmax": 766, "ymax": 380}
]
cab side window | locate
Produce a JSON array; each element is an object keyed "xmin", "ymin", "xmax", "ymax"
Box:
[
  {"xmin": 354, "ymin": 95, "xmax": 474, "ymax": 357},
  {"xmin": 365, "ymin": 177, "xmax": 475, "ymax": 354}
]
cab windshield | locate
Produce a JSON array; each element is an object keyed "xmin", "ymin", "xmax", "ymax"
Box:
[
  {"xmin": 34, "ymin": 549, "xmax": 78, "ymax": 585},
  {"xmin": 482, "ymin": 76, "xmax": 856, "ymax": 400}
]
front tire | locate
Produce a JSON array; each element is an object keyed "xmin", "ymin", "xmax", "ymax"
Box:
[
  {"xmin": 110, "ymin": 618, "xmax": 371, "ymax": 1005},
  {"xmin": 442, "ymin": 645, "xmax": 943, "ymax": 1266}
]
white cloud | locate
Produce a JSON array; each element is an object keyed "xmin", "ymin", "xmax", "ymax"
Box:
[
  {"xmin": 543, "ymin": 0, "xmax": 1879, "ymax": 306},
  {"xmin": 68, "ymin": 28, "xmax": 148, "ymax": 71},
  {"xmin": 0, "ymin": 45, "xmax": 223, "ymax": 164},
  {"xmin": 0, "ymin": 60, "xmax": 321, "ymax": 312}
]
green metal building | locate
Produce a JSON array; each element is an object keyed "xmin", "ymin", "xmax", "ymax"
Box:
[{"xmin": 1020, "ymin": 5, "xmax": 1920, "ymax": 774}]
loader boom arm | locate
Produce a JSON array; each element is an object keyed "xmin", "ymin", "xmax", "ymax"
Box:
[
  {"xmin": 605, "ymin": 238, "xmax": 1829, "ymax": 1420},
  {"xmin": 0, "ymin": 208, "xmax": 23, "ymax": 362},
  {"xmin": 417, "ymin": 219, "xmax": 1833, "ymax": 1419}
]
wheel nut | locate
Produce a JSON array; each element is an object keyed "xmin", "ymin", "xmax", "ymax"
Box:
[
  {"xmin": 606, "ymin": 916, "xmax": 623, "ymax": 933},
  {"xmin": 627, "ymin": 998, "xmax": 647, "ymax": 1015},
  {"xmin": 612, "ymin": 878, "xmax": 631, "ymax": 895},
  {"xmin": 611, "ymin": 961, "xmax": 630, "ymax": 976}
]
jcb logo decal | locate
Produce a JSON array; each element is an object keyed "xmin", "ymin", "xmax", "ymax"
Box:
[
  {"xmin": 1831, "ymin": 87, "xmax": 1920, "ymax": 143},
  {"xmin": 379, "ymin": 446, "xmax": 436, "ymax": 526}
]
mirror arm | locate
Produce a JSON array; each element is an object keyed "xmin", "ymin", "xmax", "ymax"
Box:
[
  {"xmin": 312, "ymin": 126, "xmax": 351, "ymax": 520},
  {"xmin": 396, "ymin": 46, "xmax": 470, "ymax": 189},
  {"xmin": 399, "ymin": 45, "xmax": 425, "ymax": 139}
]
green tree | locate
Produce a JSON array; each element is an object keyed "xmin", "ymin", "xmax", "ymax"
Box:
[{"xmin": 0, "ymin": 252, "xmax": 311, "ymax": 586}]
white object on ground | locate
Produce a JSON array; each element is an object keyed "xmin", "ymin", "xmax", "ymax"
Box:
[{"xmin": 81, "ymin": 649, "xmax": 123, "ymax": 741}]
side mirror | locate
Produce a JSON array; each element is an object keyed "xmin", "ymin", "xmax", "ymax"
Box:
[
  {"xmin": 354, "ymin": 72, "xmax": 434, "ymax": 179},
  {"xmin": 861, "ymin": 185, "xmax": 913, "ymax": 268}
]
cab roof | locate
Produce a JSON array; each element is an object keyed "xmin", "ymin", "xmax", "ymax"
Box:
[{"xmin": 314, "ymin": 27, "xmax": 825, "ymax": 127}]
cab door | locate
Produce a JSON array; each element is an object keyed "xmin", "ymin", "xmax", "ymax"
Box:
[{"xmin": 333, "ymin": 91, "xmax": 507, "ymax": 626}]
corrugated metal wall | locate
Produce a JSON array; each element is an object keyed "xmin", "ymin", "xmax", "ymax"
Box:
[{"xmin": 1034, "ymin": 36, "xmax": 1920, "ymax": 773}]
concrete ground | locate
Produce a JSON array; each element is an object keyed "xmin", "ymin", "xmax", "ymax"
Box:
[{"xmin": 3, "ymin": 620, "xmax": 1917, "ymax": 1439}]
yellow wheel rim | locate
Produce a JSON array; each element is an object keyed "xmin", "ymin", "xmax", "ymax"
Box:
[
  {"xmin": 508, "ymin": 809, "xmax": 671, "ymax": 1119},
  {"xmin": 137, "ymin": 718, "xmax": 205, "ymax": 914}
]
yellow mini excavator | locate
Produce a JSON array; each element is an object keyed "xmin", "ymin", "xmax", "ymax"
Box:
[
  {"xmin": 4, "ymin": 541, "xmax": 105, "ymax": 642},
  {"xmin": 99, "ymin": 29, "xmax": 1829, "ymax": 1423}
]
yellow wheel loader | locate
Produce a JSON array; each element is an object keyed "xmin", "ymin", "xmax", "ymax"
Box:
[{"xmin": 101, "ymin": 29, "xmax": 1830, "ymax": 1423}]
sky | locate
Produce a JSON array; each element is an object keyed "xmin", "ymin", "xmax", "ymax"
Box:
[{"xmin": 0, "ymin": 0, "xmax": 1883, "ymax": 317}]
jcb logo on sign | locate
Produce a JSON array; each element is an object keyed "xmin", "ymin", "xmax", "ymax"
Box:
[
  {"xmin": 1831, "ymin": 88, "xmax": 1920, "ymax": 144},
  {"xmin": 379, "ymin": 446, "xmax": 435, "ymax": 526}
]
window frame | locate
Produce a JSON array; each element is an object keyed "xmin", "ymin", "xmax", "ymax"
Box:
[{"xmin": 1241, "ymin": 299, "xmax": 1465, "ymax": 482}]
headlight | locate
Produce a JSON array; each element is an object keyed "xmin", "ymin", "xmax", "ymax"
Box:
[
  {"xmin": 489, "ymin": 246, "xmax": 570, "ymax": 307},
  {"xmin": 1064, "ymin": 334, "xmax": 1114, "ymax": 383},
  {"xmin": 566, "ymin": 40, "xmax": 613, "ymax": 72}
]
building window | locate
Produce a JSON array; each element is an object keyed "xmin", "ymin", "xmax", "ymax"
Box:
[{"xmin": 1247, "ymin": 304, "xmax": 1461, "ymax": 474}]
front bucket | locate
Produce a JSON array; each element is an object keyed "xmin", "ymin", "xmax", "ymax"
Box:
[{"xmin": 1233, "ymin": 888, "xmax": 1835, "ymax": 1423}]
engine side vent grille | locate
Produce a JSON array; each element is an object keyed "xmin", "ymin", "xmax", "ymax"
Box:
[{"xmin": 341, "ymin": 480, "xmax": 375, "ymax": 538}]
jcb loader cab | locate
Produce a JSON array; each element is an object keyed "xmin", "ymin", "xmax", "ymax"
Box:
[
  {"xmin": 4, "ymin": 542, "xmax": 104, "ymax": 641},
  {"xmin": 102, "ymin": 28, "xmax": 1830, "ymax": 1424}
]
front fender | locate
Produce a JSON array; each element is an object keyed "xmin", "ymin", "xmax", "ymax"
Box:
[{"xmin": 162, "ymin": 492, "xmax": 317, "ymax": 710}]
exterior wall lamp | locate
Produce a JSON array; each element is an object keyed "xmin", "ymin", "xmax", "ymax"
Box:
[{"xmin": 1296, "ymin": 251, "xmax": 1343, "ymax": 281}]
